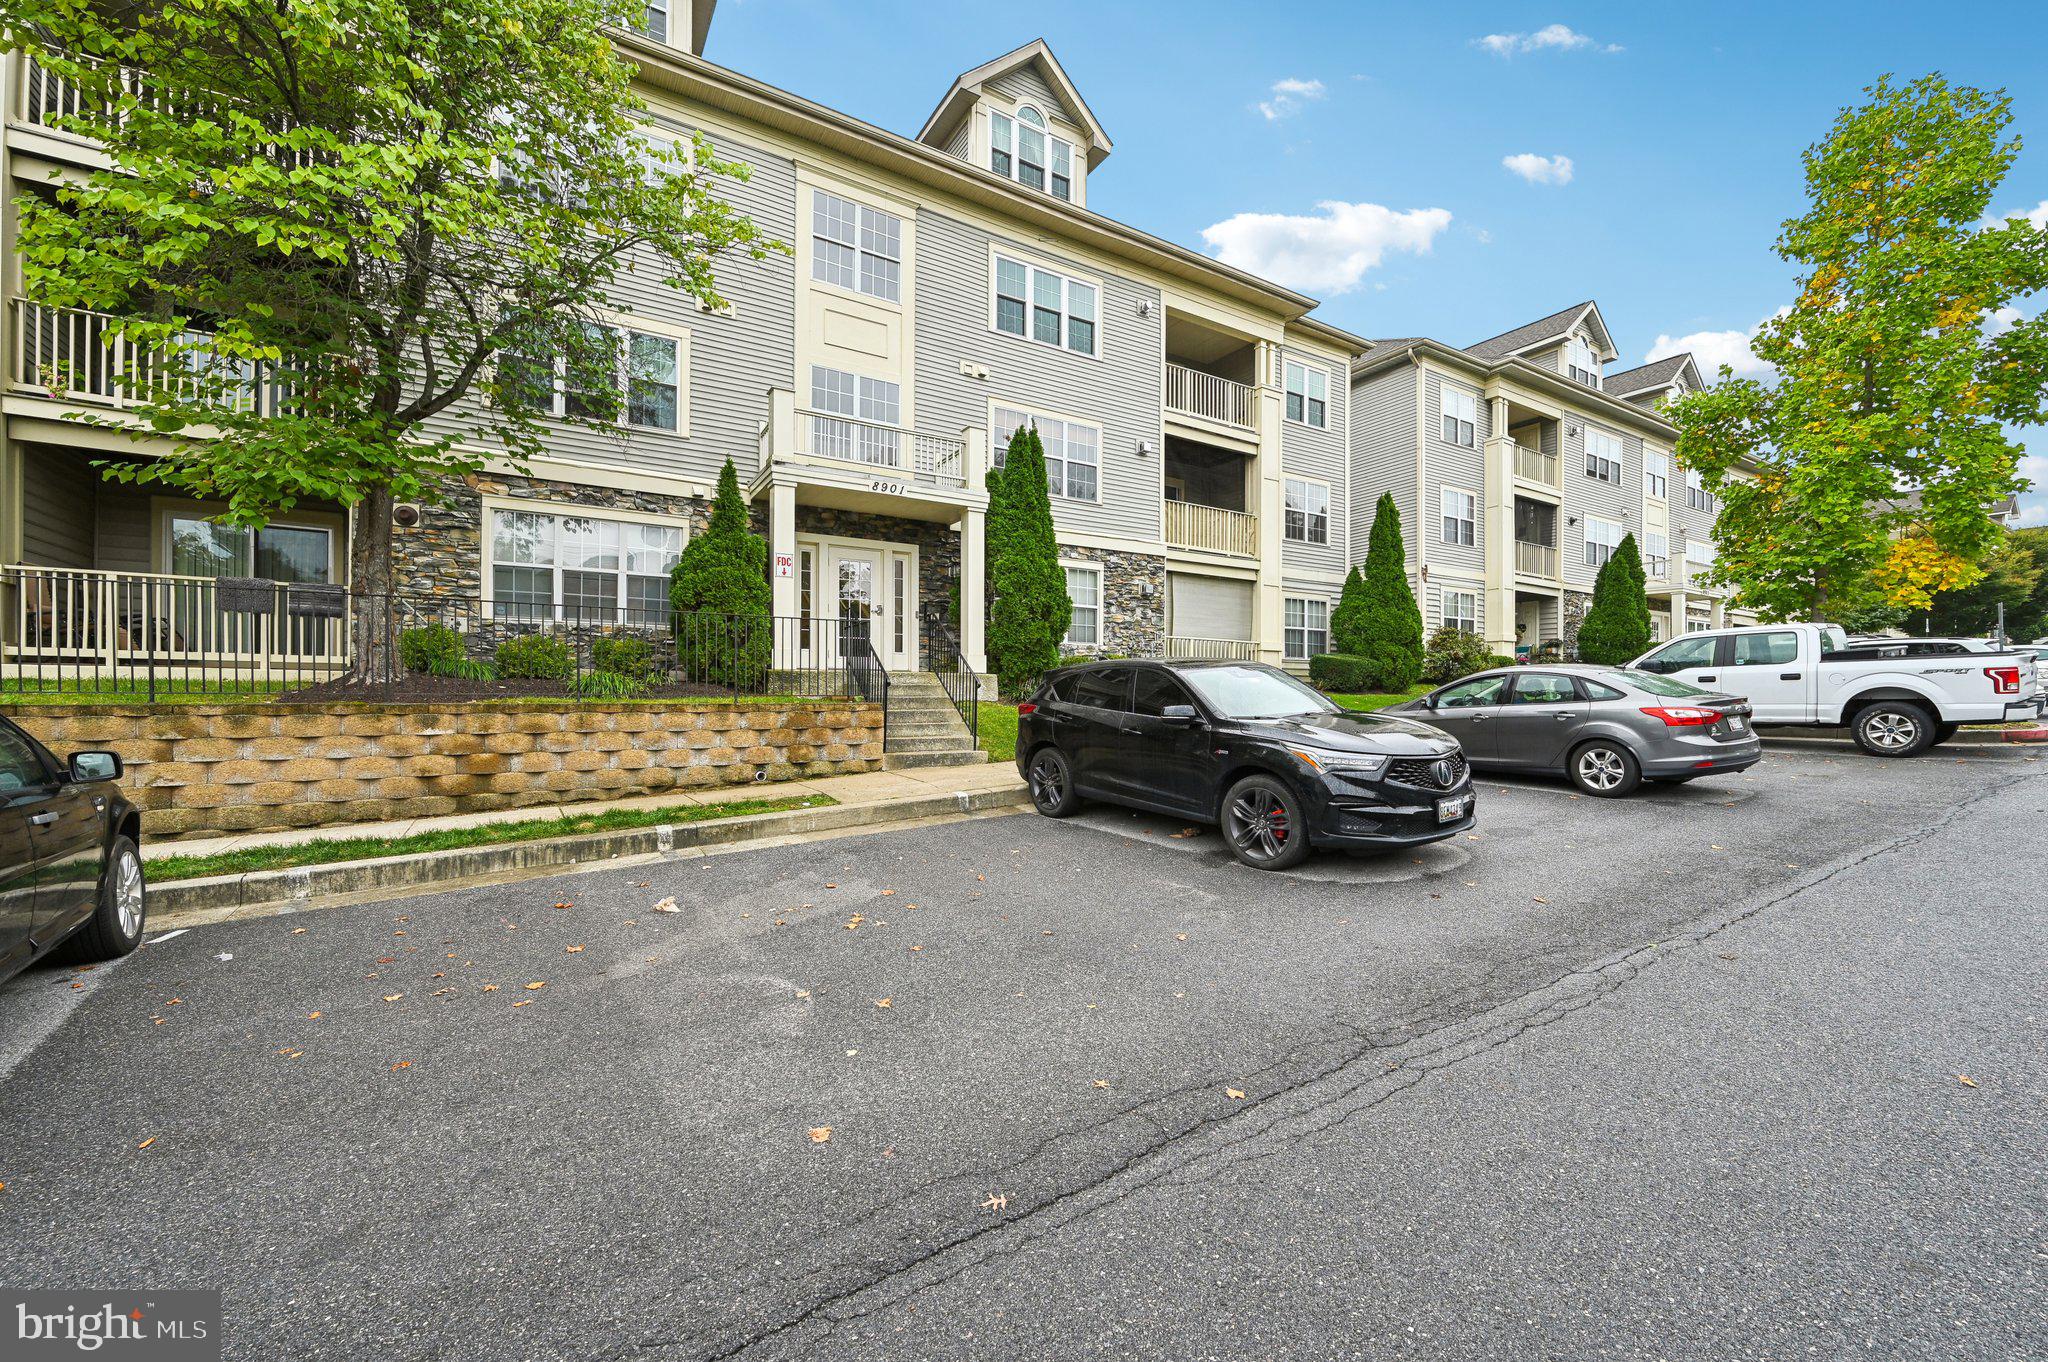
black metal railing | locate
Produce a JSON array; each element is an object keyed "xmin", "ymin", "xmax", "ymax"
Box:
[
  {"xmin": 0, "ymin": 566, "xmax": 889, "ymax": 706},
  {"xmin": 920, "ymin": 607, "xmax": 980, "ymax": 748}
]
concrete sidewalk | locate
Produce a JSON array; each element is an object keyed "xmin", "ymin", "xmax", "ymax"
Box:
[{"xmin": 149, "ymin": 757, "xmax": 1022, "ymax": 861}]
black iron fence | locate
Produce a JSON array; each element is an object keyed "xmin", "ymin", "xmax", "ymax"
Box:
[
  {"xmin": 920, "ymin": 607, "xmax": 979, "ymax": 748},
  {"xmin": 0, "ymin": 566, "xmax": 893, "ymax": 706}
]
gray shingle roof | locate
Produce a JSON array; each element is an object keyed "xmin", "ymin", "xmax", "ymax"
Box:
[
  {"xmin": 1465, "ymin": 302, "xmax": 1598, "ymax": 359},
  {"xmin": 1606, "ymin": 353, "xmax": 1695, "ymax": 397}
]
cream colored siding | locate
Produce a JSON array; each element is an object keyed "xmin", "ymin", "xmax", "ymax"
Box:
[
  {"xmin": 1347, "ymin": 365, "xmax": 1418, "ymax": 569},
  {"xmin": 1277, "ymin": 344, "xmax": 1348, "ymax": 578},
  {"xmin": 1423, "ymin": 370, "xmax": 1487, "ymax": 575},
  {"xmin": 911, "ymin": 211, "xmax": 1163, "ymax": 542}
]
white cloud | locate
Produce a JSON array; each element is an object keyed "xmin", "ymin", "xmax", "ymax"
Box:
[
  {"xmin": 1503, "ymin": 153, "xmax": 1574, "ymax": 185},
  {"xmin": 2018, "ymin": 501, "xmax": 2048, "ymax": 527},
  {"xmin": 1256, "ymin": 78, "xmax": 1326, "ymax": 121},
  {"xmin": 1646, "ymin": 309, "xmax": 1787, "ymax": 381},
  {"xmin": 1475, "ymin": 24, "xmax": 1622, "ymax": 57},
  {"xmin": 1987, "ymin": 306, "xmax": 2025, "ymax": 336},
  {"xmin": 1200, "ymin": 200, "xmax": 1454, "ymax": 295},
  {"xmin": 2015, "ymin": 200, "xmax": 2048, "ymax": 228}
]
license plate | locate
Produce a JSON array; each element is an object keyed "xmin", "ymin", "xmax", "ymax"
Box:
[
  {"xmin": 1728, "ymin": 716, "xmax": 1748, "ymax": 733},
  {"xmin": 1436, "ymin": 795, "xmax": 1470, "ymax": 823}
]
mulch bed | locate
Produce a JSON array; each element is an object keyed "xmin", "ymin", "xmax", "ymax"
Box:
[{"xmin": 277, "ymin": 675, "xmax": 752, "ymax": 704}]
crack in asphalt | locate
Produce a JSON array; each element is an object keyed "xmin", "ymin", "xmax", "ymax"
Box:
[{"xmin": 619, "ymin": 760, "xmax": 2042, "ymax": 1362}]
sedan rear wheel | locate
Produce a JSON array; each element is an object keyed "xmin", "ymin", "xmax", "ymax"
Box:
[
  {"xmin": 1220, "ymin": 775, "xmax": 1311, "ymax": 871},
  {"xmin": 1569, "ymin": 740, "xmax": 1641, "ymax": 798},
  {"xmin": 1026, "ymin": 748, "xmax": 1080, "ymax": 818}
]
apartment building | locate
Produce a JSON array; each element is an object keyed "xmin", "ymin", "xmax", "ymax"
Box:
[
  {"xmin": 1349, "ymin": 301, "xmax": 1746, "ymax": 657},
  {"xmin": 0, "ymin": 6, "xmax": 1365, "ymax": 684}
]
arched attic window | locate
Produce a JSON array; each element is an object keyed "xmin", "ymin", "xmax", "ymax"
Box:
[{"xmin": 988, "ymin": 102, "xmax": 1073, "ymax": 200}]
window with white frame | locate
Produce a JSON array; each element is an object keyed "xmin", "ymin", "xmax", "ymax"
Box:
[
  {"xmin": 499, "ymin": 323, "xmax": 682, "ymax": 432},
  {"xmin": 489, "ymin": 507, "xmax": 684, "ymax": 624},
  {"xmin": 1686, "ymin": 538, "xmax": 1717, "ymax": 568},
  {"xmin": 1567, "ymin": 334, "xmax": 1601, "ymax": 387},
  {"xmin": 990, "ymin": 106, "xmax": 1074, "ymax": 200},
  {"xmin": 1685, "ymin": 466, "xmax": 1716, "ymax": 512},
  {"xmin": 1442, "ymin": 589, "xmax": 1479, "ymax": 634},
  {"xmin": 810, "ymin": 366, "xmax": 901, "ymax": 466},
  {"xmin": 1063, "ymin": 564, "xmax": 1100, "ymax": 645},
  {"xmin": 1441, "ymin": 487, "xmax": 1476, "ymax": 547},
  {"xmin": 1645, "ymin": 530, "xmax": 1670, "ymax": 578},
  {"xmin": 1440, "ymin": 386, "xmax": 1477, "ymax": 447},
  {"xmin": 1284, "ymin": 597, "xmax": 1329, "ymax": 661},
  {"xmin": 811, "ymin": 190, "xmax": 902, "ymax": 303},
  {"xmin": 1645, "ymin": 449, "xmax": 1669, "ymax": 500},
  {"xmin": 636, "ymin": 0, "xmax": 668, "ymax": 42},
  {"xmin": 1284, "ymin": 361, "xmax": 1327, "ymax": 428},
  {"xmin": 993, "ymin": 254, "xmax": 1095, "ymax": 355},
  {"xmin": 993, "ymin": 405, "xmax": 1100, "ymax": 501},
  {"xmin": 1585, "ymin": 427, "xmax": 1622, "ymax": 483},
  {"xmin": 1284, "ymin": 478, "xmax": 1329, "ymax": 544},
  {"xmin": 1584, "ymin": 515, "xmax": 1624, "ymax": 568}
]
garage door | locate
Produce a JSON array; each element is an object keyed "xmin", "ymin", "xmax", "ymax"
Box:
[{"xmin": 1168, "ymin": 573, "xmax": 1253, "ymax": 646}]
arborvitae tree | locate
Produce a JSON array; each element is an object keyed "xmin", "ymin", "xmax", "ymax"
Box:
[
  {"xmin": 1354, "ymin": 493, "xmax": 1424, "ymax": 691},
  {"xmin": 985, "ymin": 426, "xmax": 1070, "ymax": 695},
  {"xmin": 670, "ymin": 459, "xmax": 771, "ymax": 686},
  {"xmin": 1576, "ymin": 532, "xmax": 1654, "ymax": 665},
  {"xmin": 1329, "ymin": 565, "xmax": 1369, "ymax": 656}
]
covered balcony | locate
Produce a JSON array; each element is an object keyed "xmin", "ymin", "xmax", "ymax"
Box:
[
  {"xmin": 1497, "ymin": 402, "xmax": 1562, "ymax": 492},
  {"xmin": 1163, "ymin": 311, "xmax": 1259, "ymax": 435},
  {"xmin": 1162, "ymin": 436, "xmax": 1256, "ymax": 558},
  {"xmin": 1514, "ymin": 497, "xmax": 1559, "ymax": 579}
]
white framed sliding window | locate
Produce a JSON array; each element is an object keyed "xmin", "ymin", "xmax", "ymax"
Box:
[
  {"xmin": 990, "ymin": 105, "xmax": 1075, "ymax": 201},
  {"xmin": 1567, "ymin": 335, "xmax": 1601, "ymax": 387},
  {"xmin": 1284, "ymin": 478, "xmax": 1330, "ymax": 544},
  {"xmin": 1062, "ymin": 562, "xmax": 1101, "ymax": 645},
  {"xmin": 1442, "ymin": 589, "xmax": 1479, "ymax": 635},
  {"xmin": 992, "ymin": 252, "xmax": 1097, "ymax": 356},
  {"xmin": 1283, "ymin": 597, "xmax": 1329, "ymax": 661},
  {"xmin": 1645, "ymin": 449, "xmax": 1669, "ymax": 500},
  {"xmin": 1440, "ymin": 386, "xmax": 1477, "ymax": 447},
  {"xmin": 1283, "ymin": 361, "xmax": 1328, "ymax": 428},
  {"xmin": 487, "ymin": 504, "xmax": 686, "ymax": 624},
  {"xmin": 1645, "ymin": 531, "xmax": 1670, "ymax": 578},
  {"xmin": 992, "ymin": 404, "xmax": 1100, "ymax": 502},
  {"xmin": 1585, "ymin": 427, "xmax": 1623, "ymax": 483},
  {"xmin": 497, "ymin": 318, "xmax": 688, "ymax": 434},
  {"xmin": 1584, "ymin": 515, "xmax": 1624, "ymax": 568}
]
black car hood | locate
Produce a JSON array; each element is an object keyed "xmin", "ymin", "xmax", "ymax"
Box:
[{"xmin": 1231, "ymin": 710, "xmax": 1459, "ymax": 756}]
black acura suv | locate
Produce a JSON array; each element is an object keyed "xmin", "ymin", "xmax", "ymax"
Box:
[{"xmin": 1016, "ymin": 659, "xmax": 1476, "ymax": 870}]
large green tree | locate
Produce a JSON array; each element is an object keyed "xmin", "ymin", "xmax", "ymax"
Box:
[
  {"xmin": 1667, "ymin": 74, "xmax": 2048, "ymax": 621},
  {"xmin": 1914, "ymin": 526, "xmax": 2048, "ymax": 638},
  {"xmin": 1575, "ymin": 533, "xmax": 1653, "ymax": 664},
  {"xmin": 1345, "ymin": 493, "xmax": 1423, "ymax": 691},
  {"xmin": 985, "ymin": 426, "xmax": 1070, "ymax": 695},
  {"xmin": 5, "ymin": 0, "xmax": 778, "ymax": 678}
]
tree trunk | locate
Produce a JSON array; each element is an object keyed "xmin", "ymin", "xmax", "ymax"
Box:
[{"xmin": 346, "ymin": 484, "xmax": 397, "ymax": 686}]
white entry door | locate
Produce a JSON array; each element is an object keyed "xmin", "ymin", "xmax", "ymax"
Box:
[{"xmin": 819, "ymin": 541, "xmax": 916, "ymax": 671}]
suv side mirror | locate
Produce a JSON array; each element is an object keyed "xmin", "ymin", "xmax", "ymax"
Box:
[
  {"xmin": 1160, "ymin": 704, "xmax": 1200, "ymax": 725},
  {"xmin": 68, "ymin": 751, "xmax": 121, "ymax": 783}
]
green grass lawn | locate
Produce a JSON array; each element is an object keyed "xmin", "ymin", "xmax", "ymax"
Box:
[
  {"xmin": 147, "ymin": 792, "xmax": 836, "ymax": 882},
  {"xmin": 1325, "ymin": 684, "xmax": 1433, "ymax": 712},
  {"xmin": 977, "ymin": 701, "xmax": 1021, "ymax": 763}
]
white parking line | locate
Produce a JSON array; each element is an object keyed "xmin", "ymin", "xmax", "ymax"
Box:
[{"xmin": 147, "ymin": 928, "xmax": 190, "ymax": 945}]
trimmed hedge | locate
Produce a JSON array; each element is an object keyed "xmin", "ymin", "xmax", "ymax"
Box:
[
  {"xmin": 495, "ymin": 633, "xmax": 573, "ymax": 681},
  {"xmin": 1308, "ymin": 653, "xmax": 1380, "ymax": 693},
  {"xmin": 1421, "ymin": 627, "xmax": 1501, "ymax": 685}
]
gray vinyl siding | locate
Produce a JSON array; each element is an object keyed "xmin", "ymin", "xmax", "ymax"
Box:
[
  {"xmin": 985, "ymin": 65, "xmax": 1067, "ymax": 116},
  {"xmin": 1424, "ymin": 577, "xmax": 1485, "ymax": 635},
  {"xmin": 20, "ymin": 445, "xmax": 96, "ymax": 568},
  {"xmin": 94, "ymin": 487, "xmax": 153, "ymax": 573},
  {"xmin": 418, "ymin": 126, "xmax": 799, "ymax": 489},
  {"xmin": 942, "ymin": 120, "xmax": 972, "ymax": 161},
  {"xmin": 1422, "ymin": 370, "xmax": 1487, "ymax": 577},
  {"xmin": 1277, "ymin": 345, "xmax": 1347, "ymax": 577},
  {"xmin": 1347, "ymin": 366, "xmax": 1417, "ymax": 570},
  {"xmin": 1280, "ymin": 576, "xmax": 1336, "ymax": 669},
  {"xmin": 1562, "ymin": 416, "xmax": 1640, "ymax": 589},
  {"xmin": 912, "ymin": 210, "xmax": 1163, "ymax": 543},
  {"xmin": 1525, "ymin": 345, "xmax": 1562, "ymax": 373}
]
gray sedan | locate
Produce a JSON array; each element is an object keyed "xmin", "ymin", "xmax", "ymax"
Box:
[{"xmin": 1385, "ymin": 664, "xmax": 1762, "ymax": 797}]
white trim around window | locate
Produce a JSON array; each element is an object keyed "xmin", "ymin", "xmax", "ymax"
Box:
[
  {"xmin": 1567, "ymin": 334, "xmax": 1602, "ymax": 388},
  {"xmin": 1284, "ymin": 477, "xmax": 1330, "ymax": 544},
  {"xmin": 810, "ymin": 187, "xmax": 903, "ymax": 304},
  {"xmin": 992, "ymin": 401, "xmax": 1101, "ymax": 502},
  {"xmin": 1441, "ymin": 587, "xmax": 1479, "ymax": 635},
  {"xmin": 989, "ymin": 104, "xmax": 1076, "ymax": 201},
  {"xmin": 1283, "ymin": 596, "xmax": 1329, "ymax": 661},
  {"xmin": 1685, "ymin": 465, "xmax": 1717, "ymax": 512},
  {"xmin": 1585, "ymin": 427, "xmax": 1623, "ymax": 483},
  {"xmin": 1645, "ymin": 530, "xmax": 1670, "ymax": 578},
  {"xmin": 1283, "ymin": 360, "xmax": 1328, "ymax": 428},
  {"xmin": 496, "ymin": 310, "xmax": 691, "ymax": 437},
  {"xmin": 1584, "ymin": 515, "xmax": 1625, "ymax": 568},
  {"xmin": 1439, "ymin": 385, "xmax": 1477, "ymax": 447},
  {"xmin": 1645, "ymin": 448, "xmax": 1669, "ymax": 500},
  {"xmin": 482, "ymin": 497, "xmax": 691, "ymax": 625},
  {"xmin": 1060, "ymin": 560, "xmax": 1102, "ymax": 646},
  {"xmin": 990, "ymin": 247, "xmax": 1098, "ymax": 357},
  {"xmin": 1440, "ymin": 485, "xmax": 1476, "ymax": 547}
]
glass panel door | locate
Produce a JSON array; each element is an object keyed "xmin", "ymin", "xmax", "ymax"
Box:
[{"xmin": 835, "ymin": 552, "xmax": 875, "ymax": 660}]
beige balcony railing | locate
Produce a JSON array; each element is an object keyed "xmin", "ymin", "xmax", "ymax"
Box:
[
  {"xmin": 1165, "ymin": 635, "xmax": 1256, "ymax": 661},
  {"xmin": 1515, "ymin": 540, "xmax": 1559, "ymax": 577},
  {"xmin": 1164, "ymin": 500, "xmax": 1258, "ymax": 557},
  {"xmin": 794, "ymin": 408, "xmax": 967, "ymax": 488},
  {"xmin": 12, "ymin": 300, "xmax": 308, "ymax": 416},
  {"xmin": 1165, "ymin": 363, "xmax": 1254, "ymax": 430},
  {"xmin": 1512, "ymin": 441, "xmax": 1560, "ymax": 488}
]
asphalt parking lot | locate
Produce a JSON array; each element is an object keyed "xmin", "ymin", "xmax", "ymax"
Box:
[{"xmin": 2, "ymin": 745, "xmax": 2042, "ymax": 1361}]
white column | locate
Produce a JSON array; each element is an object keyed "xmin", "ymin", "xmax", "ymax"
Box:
[
  {"xmin": 1252, "ymin": 342, "xmax": 1286, "ymax": 664},
  {"xmin": 959, "ymin": 506, "xmax": 987, "ymax": 679},
  {"xmin": 1481, "ymin": 395, "xmax": 1517, "ymax": 656},
  {"xmin": 768, "ymin": 480, "xmax": 798, "ymax": 664}
]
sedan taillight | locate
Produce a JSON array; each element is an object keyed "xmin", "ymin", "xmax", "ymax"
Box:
[
  {"xmin": 1641, "ymin": 705, "xmax": 1721, "ymax": 727},
  {"xmin": 1984, "ymin": 666, "xmax": 2022, "ymax": 696},
  {"xmin": 1017, "ymin": 702, "xmax": 1039, "ymax": 716}
]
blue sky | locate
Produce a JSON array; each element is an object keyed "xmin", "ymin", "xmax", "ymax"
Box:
[{"xmin": 705, "ymin": 1, "xmax": 2048, "ymax": 524}]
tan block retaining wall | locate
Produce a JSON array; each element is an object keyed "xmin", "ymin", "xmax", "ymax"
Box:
[{"xmin": 2, "ymin": 701, "xmax": 884, "ymax": 839}]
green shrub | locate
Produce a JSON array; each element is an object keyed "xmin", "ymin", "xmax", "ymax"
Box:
[
  {"xmin": 592, "ymin": 634, "xmax": 656, "ymax": 679},
  {"xmin": 1575, "ymin": 532, "xmax": 1654, "ymax": 665},
  {"xmin": 495, "ymin": 633, "xmax": 572, "ymax": 681},
  {"xmin": 399, "ymin": 623, "xmax": 464, "ymax": 675},
  {"xmin": 1340, "ymin": 493, "xmax": 1424, "ymax": 691},
  {"xmin": 1421, "ymin": 627, "xmax": 1500, "ymax": 685},
  {"xmin": 670, "ymin": 459, "xmax": 771, "ymax": 689},
  {"xmin": 439, "ymin": 657, "xmax": 497, "ymax": 682},
  {"xmin": 1486, "ymin": 653, "xmax": 1518, "ymax": 669},
  {"xmin": 574, "ymin": 669, "xmax": 644, "ymax": 700},
  {"xmin": 986, "ymin": 425, "xmax": 1070, "ymax": 696},
  {"xmin": 1308, "ymin": 653, "xmax": 1379, "ymax": 692}
]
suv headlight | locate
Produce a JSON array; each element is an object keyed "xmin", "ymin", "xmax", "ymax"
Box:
[{"xmin": 1288, "ymin": 748, "xmax": 1388, "ymax": 777}]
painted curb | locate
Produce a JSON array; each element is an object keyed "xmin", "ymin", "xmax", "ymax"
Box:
[{"xmin": 148, "ymin": 784, "xmax": 1030, "ymax": 916}]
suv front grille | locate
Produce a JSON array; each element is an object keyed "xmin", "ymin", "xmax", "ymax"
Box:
[{"xmin": 1387, "ymin": 754, "xmax": 1468, "ymax": 790}]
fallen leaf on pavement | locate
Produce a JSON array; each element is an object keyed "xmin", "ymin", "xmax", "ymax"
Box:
[
  {"xmin": 1225, "ymin": 1088, "xmax": 1245, "ymax": 1100},
  {"xmin": 808, "ymin": 1126, "xmax": 833, "ymax": 1144},
  {"xmin": 1958, "ymin": 1074, "xmax": 1978, "ymax": 1088},
  {"xmin": 1175, "ymin": 933, "xmax": 1188, "ymax": 942},
  {"xmin": 565, "ymin": 945, "xmax": 584, "ymax": 954},
  {"xmin": 825, "ymin": 883, "xmax": 838, "ymax": 889},
  {"xmin": 291, "ymin": 927, "xmax": 307, "ymax": 935},
  {"xmin": 795, "ymin": 989, "xmax": 810, "ymax": 999},
  {"xmin": 908, "ymin": 945, "xmax": 922, "ymax": 953},
  {"xmin": 651, "ymin": 897, "xmax": 680, "ymax": 913},
  {"xmin": 1092, "ymin": 1079, "xmax": 1110, "ymax": 1089},
  {"xmin": 524, "ymin": 981, "xmax": 546, "ymax": 991},
  {"xmin": 307, "ymin": 1011, "xmax": 322, "ymax": 1020},
  {"xmin": 390, "ymin": 1061, "xmax": 411, "ymax": 1071},
  {"xmin": 874, "ymin": 998, "xmax": 892, "ymax": 1008},
  {"xmin": 1532, "ymin": 898, "xmax": 1549, "ymax": 905},
  {"xmin": 481, "ymin": 984, "xmax": 499, "ymax": 992},
  {"xmin": 512, "ymin": 1000, "xmax": 531, "ymax": 1009},
  {"xmin": 980, "ymin": 1193, "xmax": 1007, "ymax": 1211},
  {"xmin": 880, "ymin": 889, "xmax": 894, "ymax": 896},
  {"xmin": 136, "ymin": 1137, "xmax": 157, "ymax": 1149},
  {"xmin": 382, "ymin": 994, "xmax": 402, "ymax": 1003}
]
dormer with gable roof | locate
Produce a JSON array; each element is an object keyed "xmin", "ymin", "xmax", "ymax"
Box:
[
  {"xmin": 1466, "ymin": 301, "xmax": 1617, "ymax": 390},
  {"xmin": 1605, "ymin": 354, "xmax": 1705, "ymax": 410},
  {"xmin": 916, "ymin": 40, "xmax": 1112, "ymax": 208}
]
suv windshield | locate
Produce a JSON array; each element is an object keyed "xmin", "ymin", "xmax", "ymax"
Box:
[
  {"xmin": 1609, "ymin": 669, "xmax": 1712, "ymax": 698},
  {"xmin": 1178, "ymin": 665, "xmax": 1336, "ymax": 719}
]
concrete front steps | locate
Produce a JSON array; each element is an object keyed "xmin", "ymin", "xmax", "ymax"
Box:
[{"xmin": 883, "ymin": 671, "xmax": 984, "ymax": 769}]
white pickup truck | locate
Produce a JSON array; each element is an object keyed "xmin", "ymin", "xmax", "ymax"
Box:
[{"xmin": 1626, "ymin": 623, "xmax": 2042, "ymax": 757}]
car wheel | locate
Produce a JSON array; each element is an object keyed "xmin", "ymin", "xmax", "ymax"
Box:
[
  {"xmin": 1852, "ymin": 701, "xmax": 1935, "ymax": 758},
  {"xmin": 1026, "ymin": 747, "xmax": 1081, "ymax": 818},
  {"xmin": 1220, "ymin": 774, "xmax": 1312, "ymax": 871},
  {"xmin": 1928, "ymin": 721, "xmax": 1961, "ymax": 749},
  {"xmin": 53, "ymin": 834, "xmax": 146, "ymax": 964},
  {"xmin": 1569, "ymin": 740, "xmax": 1641, "ymax": 798}
]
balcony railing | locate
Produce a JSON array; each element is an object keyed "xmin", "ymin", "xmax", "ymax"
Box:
[
  {"xmin": 1165, "ymin": 635, "xmax": 1256, "ymax": 661},
  {"xmin": 1512, "ymin": 441, "xmax": 1560, "ymax": 488},
  {"xmin": 1515, "ymin": 540, "xmax": 1559, "ymax": 577},
  {"xmin": 798, "ymin": 409, "xmax": 965, "ymax": 487},
  {"xmin": 1165, "ymin": 362, "xmax": 1254, "ymax": 430},
  {"xmin": 11, "ymin": 300, "xmax": 307, "ymax": 416},
  {"xmin": 1164, "ymin": 500, "xmax": 1258, "ymax": 557}
]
